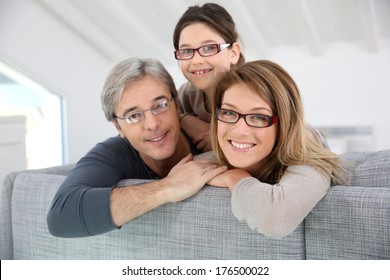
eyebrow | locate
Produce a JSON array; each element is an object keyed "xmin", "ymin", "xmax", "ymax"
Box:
[
  {"xmin": 221, "ymin": 102, "xmax": 273, "ymax": 114},
  {"xmin": 179, "ymin": 40, "xmax": 219, "ymax": 49},
  {"xmin": 122, "ymin": 95, "xmax": 170, "ymax": 116}
]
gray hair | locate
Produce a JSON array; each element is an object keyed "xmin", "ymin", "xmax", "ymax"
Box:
[{"xmin": 101, "ymin": 57, "xmax": 177, "ymax": 121}]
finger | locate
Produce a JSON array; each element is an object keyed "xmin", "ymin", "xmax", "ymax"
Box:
[
  {"xmin": 196, "ymin": 140, "xmax": 206, "ymax": 151},
  {"xmin": 192, "ymin": 134, "xmax": 202, "ymax": 144}
]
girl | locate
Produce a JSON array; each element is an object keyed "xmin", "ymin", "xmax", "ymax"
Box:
[
  {"xmin": 173, "ymin": 3, "xmax": 244, "ymax": 151},
  {"xmin": 209, "ymin": 60, "xmax": 349, "ymax": 238}
]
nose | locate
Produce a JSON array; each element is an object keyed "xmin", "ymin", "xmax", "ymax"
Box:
[
  {"xmin": 142, "ymin": 110, "xmax": 159, "ymax": 130},
  {"xmin": 191, "ymin": 50, "xmax": 205, "ymax": 64},
  {"xmin": 232, "ymin": 117, "xmax": 251, "ymax": 135}
]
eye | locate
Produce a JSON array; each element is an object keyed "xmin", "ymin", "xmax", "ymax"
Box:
[
  {"xmin": 180, "ymin": 49, "xmax": 193, "ymax": 56},
  {"xmin": 126, "ymin": 112, "xmax": 143, "ymax": 122},
  {"xmin": 249, "ymin": 114, "xmax": 269, "ymax": 124},
  {"xmin": 201, "ymin": 44, "xmax": 217, "ymax": 54},
  {"xmin": 221, "ymin": 109, "xmax": 236, "ymax": 116},
  {"xmin": 153, "ymin": 100, "xmax": 169, "ymax": 112},
  {"xmin": 156, "ymin": 101, "xmax": 168, "ymax": 109},
  {"xmin": 219, "ymin": 109, "xmax": 238, "ymax": 121}
]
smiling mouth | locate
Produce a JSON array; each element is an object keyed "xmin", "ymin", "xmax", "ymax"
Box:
[
  {"xmin": 230, "ymin": 140, "xmax": 255, "ymax": 149},
  {"xmin": 148, "ymin": 132, "xmax": 167, "ymax": 142},
  {"xmin": 192, "ymin": 69, "xmax": 211, "ymax": 75}
]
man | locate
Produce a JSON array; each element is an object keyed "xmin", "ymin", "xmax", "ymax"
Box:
[{"xmin": 47, "ymin": 58, "xmax": 226, "ymax": 237}]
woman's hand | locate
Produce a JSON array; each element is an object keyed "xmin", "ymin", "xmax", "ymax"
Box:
[{"xmin": 208, "ymin": 169, "xmax": 251, "ymax": 191}]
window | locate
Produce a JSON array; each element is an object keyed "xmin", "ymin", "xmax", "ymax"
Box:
[{"xmin": 0, "ymin": 60, "xmax": 64, "ymax": 169}]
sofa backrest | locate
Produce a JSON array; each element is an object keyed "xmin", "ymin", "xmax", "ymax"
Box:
[
  {"xmin": 1, "ymin": 150, "xmax": 389, "ymax": 260},
  {"xmin": 1, "ymin": 172, "xmax": 305, "ymax": 260}
]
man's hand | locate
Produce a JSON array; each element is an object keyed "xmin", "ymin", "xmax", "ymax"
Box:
[
  {"xmin": 164, "ymin": 154, "xmax": 227, "ymax": 202},
  {"xmin": 110, "ymin": 154, "xmax": 226, "ymax": 227}
]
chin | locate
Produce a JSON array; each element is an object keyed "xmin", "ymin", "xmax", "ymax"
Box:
[
  {"xmin": 225, "ymin": 155, "xmax": 257, "ymax": 170},
  {"xmin": 154, "ymin": 148, "xmax": 176, "ymax": 160},
  {"xmin": 226, "ymin": 158, "xmax": 247, "ymax": 169}
]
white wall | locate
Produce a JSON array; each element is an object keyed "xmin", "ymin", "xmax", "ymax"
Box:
[
  {"xmin": 0, "ymin": 0, "xmax": 115, "ymax": 164},
  {"xmin": 266, "ymin": 44, "xmax": 390, "ymax": 151},
  {"xmin": 1, "ymin": 0, "xmax": 389, "ymax": 166}
]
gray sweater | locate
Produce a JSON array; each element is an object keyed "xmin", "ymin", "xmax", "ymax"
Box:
[{"xmin": 231, "ymin": 165, "xmax": 330, "ymax": 238}]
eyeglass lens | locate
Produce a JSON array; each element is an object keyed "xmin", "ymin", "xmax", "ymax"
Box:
[{"xmin": 124, "ymin": 98, "xmax": 172, "ymax": 124}]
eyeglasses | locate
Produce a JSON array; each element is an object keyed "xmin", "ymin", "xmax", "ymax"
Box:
[
  {"xmin": 174, "ymin": 43, "xmax": 231, "ymax": 60},
  {"xmin": 216, "ymin": 108, "xmax": 278, "ymax": 128},
  {"xmin": 114, "ymin": 98, "xmax": 173, "ymax": 124}
]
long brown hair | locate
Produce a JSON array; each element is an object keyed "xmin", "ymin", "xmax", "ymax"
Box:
[{"xmin": 211, "ymin": 60, "xmax": 349, "ymax": 185}]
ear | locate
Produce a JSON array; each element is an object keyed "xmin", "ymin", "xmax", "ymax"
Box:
[
  {"xmin": 230, "ymin": 42, "xmax": 241, "ymax": 65},
  {"xmin": 111, "ymin": 120, "xmax": 125, "ymax": 138}
]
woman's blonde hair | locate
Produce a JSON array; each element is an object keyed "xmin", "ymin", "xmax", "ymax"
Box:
[{"xmin": 211, "ymin": 60, "xmax": 349, "ymax": 185}]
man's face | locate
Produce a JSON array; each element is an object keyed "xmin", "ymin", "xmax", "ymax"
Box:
[{"xmin": 113, "ymin": 76, "xmax": 181, "ymax": 162}]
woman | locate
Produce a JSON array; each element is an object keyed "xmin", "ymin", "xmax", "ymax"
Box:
[{"xmin": 209, "ymin": 60, "xmax": 349, "ymax": 238}]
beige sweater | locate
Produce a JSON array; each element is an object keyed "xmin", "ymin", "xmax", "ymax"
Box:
[
  {"xmin": 196, "ymin": 152, "xmax": 331, "ymax": 238},
  {"xmin": 231, "ymin": 165, "xmax": 330, "ymax": 238}
]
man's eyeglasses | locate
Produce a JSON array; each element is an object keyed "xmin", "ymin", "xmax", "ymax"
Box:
[
  {"xmin": 114, "ymin": 98, "xmax": 173, "ymax": 124},
  {"xmin": 216, "ymin": 108, "xmax": 278, "ymax": 128},
  {"xmin": 174, "ymin": 43, "xmax": 231, "ymax": 60}
]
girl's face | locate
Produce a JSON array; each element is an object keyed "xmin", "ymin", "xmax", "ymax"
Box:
[
  {"xmin": 217, "ymin": 84, "xmax": 278, "ymax": 175},
  {"xmin": 178, "ymin": 22, "xmax": 240, "ymax": 96}
]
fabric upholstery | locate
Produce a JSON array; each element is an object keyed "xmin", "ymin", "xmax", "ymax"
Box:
[
  {"xmin": 306, "ymin": 149, "xmax": 390, "ymax": 259},
  {"xmin": 1, "ymin": 151, "xmax": 389, "ymax": 260},
  {"xmin": 8, "ymin": 175, "xmax": 304, "ymax": 259}
]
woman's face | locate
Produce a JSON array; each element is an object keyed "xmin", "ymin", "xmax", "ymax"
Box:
[
  {"xmin": 178, "ymin": 22, "xmax": 240, "ymax": 96},
  {"xmin": 217, "ymin": 84, "xmax": 278, "ymax": 175}
]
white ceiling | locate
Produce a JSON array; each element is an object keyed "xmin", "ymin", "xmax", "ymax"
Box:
[{"xmin": 35, "ymin": 0, "xmax": 390, "ymax": 65}]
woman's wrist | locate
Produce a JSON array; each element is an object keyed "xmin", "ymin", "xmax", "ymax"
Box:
[{"xmin": 226, "ymin": 169, "xmax": 252, "ymax": 191}]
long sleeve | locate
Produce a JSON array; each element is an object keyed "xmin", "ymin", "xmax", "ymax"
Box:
[
  {"xmin": 231, "ymin": 165, "xmax": 330, "ymax": 238},
  {"xmin": 47, "ymin": 136, "xmax": 156, "ymax": 237}
]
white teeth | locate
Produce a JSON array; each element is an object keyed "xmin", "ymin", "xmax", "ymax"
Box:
[
  {"xmin": 231, "ymin": 141, "xmax": 254, "ymax": 149},
  {"xmin": 194, "ymin": 70, "xmax": 209, "ymax": 75},
  {"xmin": 150, "ymin": 135, "xmax": 164, "ymax": 142}
]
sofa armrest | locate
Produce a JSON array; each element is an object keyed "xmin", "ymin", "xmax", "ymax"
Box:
[
  {"xmin": 306, "ymin": 149, "xmax": 390, "ymax": 259},
  {"xmin": 339, "ymin": 149, "xmax": 390, "ymax": 188},
  {"xmin": 0, "ymin": 164, "xmax": 74, "ymax": 259},
  {"xmin": 305, "ymin": 185, "xmax": 390, "ymax": 259}
]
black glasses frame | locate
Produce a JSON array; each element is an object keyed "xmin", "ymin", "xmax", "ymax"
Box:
[{"xmin": 216, "ymin": 108, "xmax": 278, "ymax": 128}]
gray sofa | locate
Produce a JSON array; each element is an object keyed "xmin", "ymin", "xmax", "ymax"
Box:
[{"xmin": 1, "ymin": 150, "xmax": 389, "ymax": 260}]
